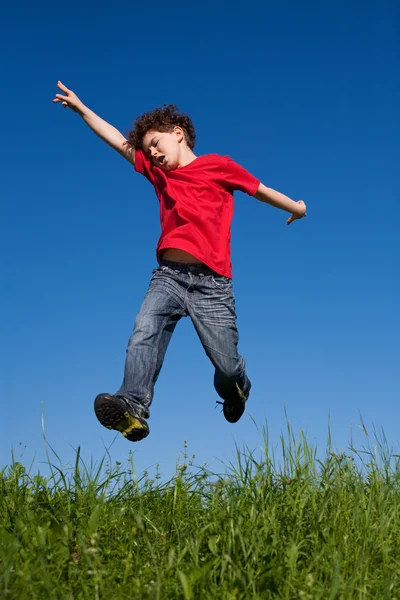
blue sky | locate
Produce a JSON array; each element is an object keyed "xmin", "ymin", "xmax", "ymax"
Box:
[{"xmin": 1, "ymin": 0, "xmax": 398, "ymax": 480}]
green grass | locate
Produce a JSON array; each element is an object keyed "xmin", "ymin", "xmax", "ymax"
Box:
[{"xmin": 1, "ymin": 422, "xmax": 400, "ymax": 599}]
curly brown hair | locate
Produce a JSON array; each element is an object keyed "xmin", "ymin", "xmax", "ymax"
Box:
[{"xmin": 125, "ymin": 104, "xmax": 196, "ymax": 150}]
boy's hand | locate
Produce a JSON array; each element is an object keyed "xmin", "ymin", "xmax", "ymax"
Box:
[
  {"xmin": 286, "ymin": 201, "xmax": 307, "ymax": 225},
  {"xmin": 53, "ymin": 81, "xmax": 84, "ymax": 114}
]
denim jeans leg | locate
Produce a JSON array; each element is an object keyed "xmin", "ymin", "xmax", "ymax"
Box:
[
  {"xmin": 187, "ymin": 274, "xmax": 251, "ymax": 403},
  {"xmin": 116, "ymin": 267, "xmax": 185, "ymax": 417}
]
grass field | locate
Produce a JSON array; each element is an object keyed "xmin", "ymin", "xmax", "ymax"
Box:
[{"xmin": 1, "ymin": 422, "xmax": 400, "ymax": 599}]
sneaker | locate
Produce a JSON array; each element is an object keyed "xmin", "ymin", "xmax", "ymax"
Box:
[
  {"xmin": 217, "ymin": 383, "xmax": 248, "ymax": 423},
  {"xmin": 94, "ymin": 393, "xmax": 149, "ymax": 442}
]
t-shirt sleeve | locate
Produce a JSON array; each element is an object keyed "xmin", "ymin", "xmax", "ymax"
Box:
[
  {"xmin": 223, "ymin": 156, "xmax": 260, "ymax": 196},
  {"xmin": 134, "ymin": 148, "xmax": 156, "ymax": 185}
]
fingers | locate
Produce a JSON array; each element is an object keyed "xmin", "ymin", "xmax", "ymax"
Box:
[
  {"xmin": 53, "ymin": 96, "xmax": 67, "ymax": 105},
  {"xmin": 53, "ymin": 93, "xmax": 72, "ymax": 107},
  {"xmin": 57, "ymin": 80, "xmax": 70, "ymax": 93},
  {"xmin": 298, "ymin": 200, "xmax": 307, "ymax": 215},
  {"xmin": 286, "ymin": 209, "xmax": 307, "ymax": 225}
]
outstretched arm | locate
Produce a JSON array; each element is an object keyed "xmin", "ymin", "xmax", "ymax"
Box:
[
  {"xmin": 53, "ymin": 81, "xmax": 135, "ymax": 165},
  {"xmin": 254, "ymin": 183, "xmax": 307, "ymax": 225}
]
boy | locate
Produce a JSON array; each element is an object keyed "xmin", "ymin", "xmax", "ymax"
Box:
[{"xmin": 53, "ymin": 81, "xmax": 307, "ymax": 443}]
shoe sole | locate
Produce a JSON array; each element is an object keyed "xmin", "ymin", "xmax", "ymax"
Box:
[{"xmin": 94, "ymin": 394, "xmax": 149, "ymax": 442}]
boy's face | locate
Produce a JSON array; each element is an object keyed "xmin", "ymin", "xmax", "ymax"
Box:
[{"xmin": 142, "ymin": 127, "xmax": 184, "ymax": 171}]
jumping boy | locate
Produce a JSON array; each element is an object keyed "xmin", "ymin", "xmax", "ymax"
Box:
[{"xmin": 53, "ymin": 81, "xmax": 307, "ymax": 443}]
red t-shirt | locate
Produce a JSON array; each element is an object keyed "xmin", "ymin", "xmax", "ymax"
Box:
[{"xmin": 134, "ymin": 149, "xmax": 260, "ymax": 277}]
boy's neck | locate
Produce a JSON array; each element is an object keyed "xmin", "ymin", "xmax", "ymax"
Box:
[{"xmin": 178, "ymin": 146, "xmax": 197, "ymax": 168}]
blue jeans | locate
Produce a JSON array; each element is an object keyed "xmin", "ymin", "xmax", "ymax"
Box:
[{"xmin": 116, "ymin": 260, "xmax": 251, "ymax": 418}]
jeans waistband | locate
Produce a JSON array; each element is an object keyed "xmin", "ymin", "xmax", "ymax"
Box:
[{"xmin": 159, "ymin": 259, "xmax": 217, "ymax": 276}]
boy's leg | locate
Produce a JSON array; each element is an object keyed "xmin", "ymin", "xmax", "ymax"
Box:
[
  {"xmin": 95, "ymin": 266, "xmax": 186, "ymax": 440},
  {"xmin": 116, "ymin": 267, "xmax": 186, "ymax": 413},
  {"xmin": 187, "ymin": 272, "xmax": 251, "ymax": 423}
]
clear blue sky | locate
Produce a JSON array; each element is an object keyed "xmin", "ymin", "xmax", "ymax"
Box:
[{"xmin": 1, "ymin": 0, "xmax": 398, "ymax": 480}]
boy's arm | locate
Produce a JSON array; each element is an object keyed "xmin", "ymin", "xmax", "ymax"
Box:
[
  {"xmin": 53, "ymin": 81, "xmax": 135, "ymax": 166},
  {"xmin": 254, "ymin": 183, "xmax": 307, "ymax": 225}
]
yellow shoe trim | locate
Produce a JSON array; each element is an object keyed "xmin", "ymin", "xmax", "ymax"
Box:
[{"xmin": 115, "ymin": 411, "xmax": 146, "ymax": 435}]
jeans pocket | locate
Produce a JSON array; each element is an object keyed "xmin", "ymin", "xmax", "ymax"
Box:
[{"xmin": 211, "ymin": 274, "xmax": 232, "ymax": 289}]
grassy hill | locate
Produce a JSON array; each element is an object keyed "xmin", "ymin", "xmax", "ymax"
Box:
[{"xmin": 1, "ymin": 425, "xmax": 399, "ymax": 599}]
